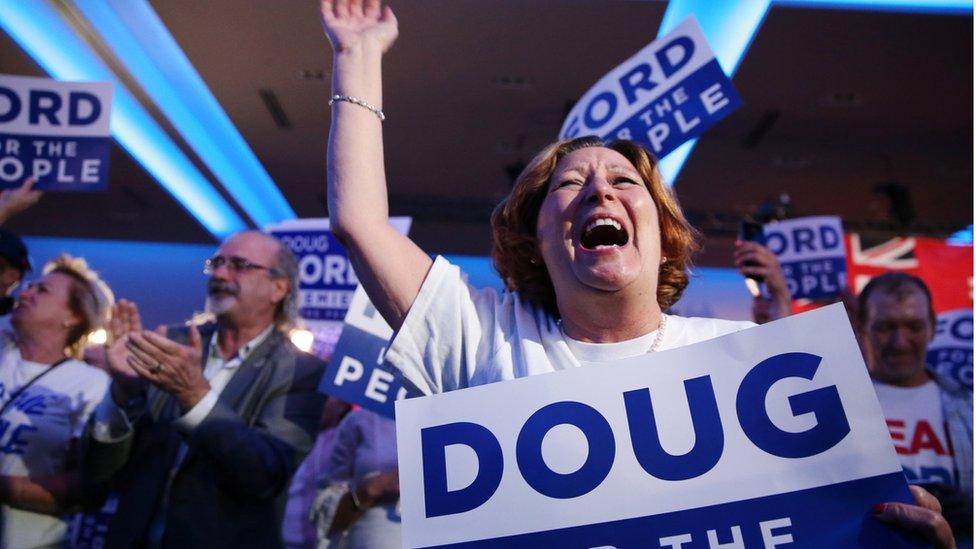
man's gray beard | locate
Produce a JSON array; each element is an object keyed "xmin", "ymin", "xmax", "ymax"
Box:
[{"xmin": 205, "ymin": 294, "xmax": 235, "ymax": 316}]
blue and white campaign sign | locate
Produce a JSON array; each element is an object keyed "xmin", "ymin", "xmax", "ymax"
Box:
[
  {"xmin": 321, "ymin": 285, "xmax": 410, "ymax": 418},
  {"xmin": 0, "ymin": 74, "xmax": 113, "ymax": 191},
  {"xmin": 765, "ymin": 216, "xmax": 848, "ymax": 301},
  {"xmin": 265, "ymin": 217, "xmax": 412, "ymax": 328},
  {"xmin": 928, "ymin": 308, "xmax": 973, "ymax": 391},
  {"xmin": 559, "ymin": 17, "xmax": 741, "ymax": 158},
  {"xmin": 395, "ymin": 304, "xmax": 921, "ymax": 548}
]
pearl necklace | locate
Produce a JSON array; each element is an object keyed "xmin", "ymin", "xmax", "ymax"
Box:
[
  {"xmin": 648, "ymin": 313, "xmax": 668, "ymax": 353},
  {"xmin": 558, "ymin": 313, "xmax": 668, "ymax": 352}
]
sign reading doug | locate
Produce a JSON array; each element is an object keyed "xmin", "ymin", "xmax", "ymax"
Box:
[{"xmin": 395, "ymin": 306, "xmax": 919, "ymax": 548}]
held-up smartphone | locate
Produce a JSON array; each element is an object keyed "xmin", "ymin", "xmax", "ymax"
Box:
[{"xmin": 739, "ymin": 220, "xmax": 766, "ymax": 283}]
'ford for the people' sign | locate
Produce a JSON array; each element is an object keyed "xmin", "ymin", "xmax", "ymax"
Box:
[
  {"xmin": 0, "ymin": 74, "xmax": 113, "ymax": 191},
  {"xmin": 559, "ymin": 16, "xmax": 741, "ymax": 159}
]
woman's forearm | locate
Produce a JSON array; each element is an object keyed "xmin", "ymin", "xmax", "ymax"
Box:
[
  {"xmin": 321, "ymin": 0, "xmax": 432, "ymax": 329},
  {"xmin": 327, "ymin": 44, "xmax": 391, "ymax": 240}
]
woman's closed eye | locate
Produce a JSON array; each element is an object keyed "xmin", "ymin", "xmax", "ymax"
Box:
[{"xmin": 554, "ymin": 178, "xmax": 583, "ymax": 190}]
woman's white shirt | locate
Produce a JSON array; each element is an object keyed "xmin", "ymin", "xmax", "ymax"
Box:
[
  {"xmin": 385, "ymin": 256, "xmax": 755, "ymax": 396},
  {"xmin": 0, "ymin": 319, "xmax": 110, "ymax": 548}
]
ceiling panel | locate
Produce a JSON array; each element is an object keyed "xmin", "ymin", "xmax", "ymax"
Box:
[{"xmin": 0, "ymin": 1, "xmax": 970, "ymax": 263}]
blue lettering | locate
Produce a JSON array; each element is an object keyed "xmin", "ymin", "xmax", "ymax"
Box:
[
  {"xmin": 516, "ymin": 401, "xmax": 615, "ymax": 499},
  {"xmin": 624, "ymin": 375, "xmax": 724, "ymax": 481},
  {"xmin": 618, "ymin": 63, "xmax": 657, "ymax": 106},
  {"xmin": 29, "ymin": 90, "xmax": 61, "ymax": 125},
  {"xmin": 819, "ymin": 225, "xmax": 840, "ymax": 250},
  {"xmin": 793, "ymin": 228, "xmax": 816, "ymax": 253},
  {"xmin": 765, "ymin": 231, "xmax": 786, "ymax": 255},
  {"xmin": 583, "ymin": 91, "xmax": 618, "ymax": 130},
  {"xmin": 563, "ymin": 115, "xmax": 581, "ymax": 138},
  {"xmin": 421, "ymin": 422, "xmax": 503, "ymax": 518},
  {"xmin": 1, "ymin": 424, "xmax": 36, "ymax": 455},
  {"xmin": 919, "ymin": 466, "xmax": 953, "ymax": 485},
  {"xmin": 736, "ymin": 352, "xmax": 850, "ymax": 458},
  {"xmin": 655, "ymin": 36, "xmax": 695, "ymax": 79},
  {"xmin": 951, "ymin": 316, "xmax": 973, "ymax": 341},
  {"xmin": 68, "ymin": 91, "xmax": 101, "ymax": 126},
  {"xmin": 0, "ymin": 87, "xmax": 20, "ymax": 123},
  {"xmin": 13, "ymin": 394, "xmax": 47, "ymax": 415}
]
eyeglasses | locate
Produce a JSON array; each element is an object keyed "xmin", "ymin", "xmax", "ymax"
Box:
[{"xmin": 203, "ymin": 255, "xmax": 277, "ymax": 276}]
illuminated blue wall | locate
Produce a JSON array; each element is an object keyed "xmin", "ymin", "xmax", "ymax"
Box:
[{"xmin": 21, "ymin": 237, "xmax": 754, "ymax": 328}]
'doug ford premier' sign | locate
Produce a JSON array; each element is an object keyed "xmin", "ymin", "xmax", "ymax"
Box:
[{"xmin": 395, "ymin": 305, "xmax": 920, "ymax": 548}]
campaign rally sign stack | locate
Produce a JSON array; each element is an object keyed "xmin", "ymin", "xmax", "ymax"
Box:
[
  {"xmin": 559, "ymin": 16, "xmax": 741, "ymax": 158},
  {"xmin": 765, "ymin": 216, "xmax": 848, "ymax": 301},
  {"xmin": 0, "ymin": 74, "xmax": 113, "ymax": 191},
  {"xmin": 395, "ymin": 305, "xmax": 921, "ymax": 548}
]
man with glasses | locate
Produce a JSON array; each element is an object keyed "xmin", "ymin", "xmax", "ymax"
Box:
[{"xmin": 83, "ymin": 231, "xmax": 327, "ymax": 548}]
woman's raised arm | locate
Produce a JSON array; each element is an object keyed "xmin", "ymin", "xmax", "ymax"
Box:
[{"xmin": 321, "ymin": 0, "xmax": 433, "ymax": 330}]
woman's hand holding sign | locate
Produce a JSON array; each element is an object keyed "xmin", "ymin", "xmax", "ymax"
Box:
[{"xmin": 875, "ymin": 485, "xmax": 956, "ymax": 549}]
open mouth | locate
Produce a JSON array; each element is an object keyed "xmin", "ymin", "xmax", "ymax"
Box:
[{"xmin": 579, "ymin": 217, "xmax": 629, "ymax": 250}]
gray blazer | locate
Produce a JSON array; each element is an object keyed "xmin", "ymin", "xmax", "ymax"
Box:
[{"xmin": 82, "ymin": 323, "xmax": 326, "ymax": 548}]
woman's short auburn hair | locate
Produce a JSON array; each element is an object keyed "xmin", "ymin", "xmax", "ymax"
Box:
[{"xmin": 490, "ymin": 136, "xmax": 700, "ymax": 318}]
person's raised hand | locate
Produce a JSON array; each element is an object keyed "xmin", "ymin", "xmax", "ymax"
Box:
[
  {"xmin": 107, "ymin": 300, "xmax": 143, "ymax": 346},
  {"xmin": 320, "ymin": 0, "xmax": 398, "ymax": 54},
  {"xmin": 734, "ymin": 240, "xmax": 793, "ymax": 322},
  {"xmin": 106, "ymin": 333, "xmax": 147, "ymax": 404},
  {"xmin": 104, "ymin": 300, "xmax": 148, "ymax": 403},
  {"xmin": 733, "ymin": 240, "xmax": 789, "ymax": 297},
  {"xmin": 0, "ymin": 178, "xmax": 42, "ymax": 225}
]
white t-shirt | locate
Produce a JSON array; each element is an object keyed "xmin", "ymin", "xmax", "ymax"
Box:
[
  {"xmin": 874, "ymin": 380, "xmax": 957, "ymax": 487},
  {"xmin": 385, "ymin": 256, "xmax": 755, "ymax": 395},
  {"xmin": 0, "ymin": 324, "xmax": 110, "ymax": 549}
]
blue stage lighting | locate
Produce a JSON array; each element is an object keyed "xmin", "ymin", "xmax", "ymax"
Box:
[
  {"xmin": 72, "ymin": 0, "xmax": 295, "ymax": 227},
  {"xmin": 947, "ymin": 225, "xmax": 974, "ymax": 246},
  {"xmin": 655, "ymin": 0, "xmax": 772, "ymax": 186},
  {"xmin": 0, "ymin": 0, "xmax": 247, "ymax": 239}
]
